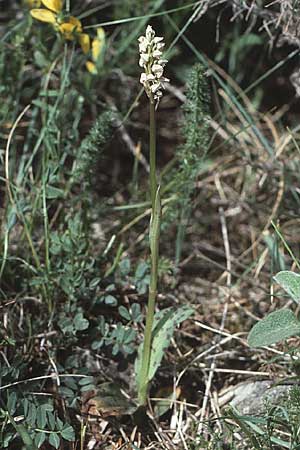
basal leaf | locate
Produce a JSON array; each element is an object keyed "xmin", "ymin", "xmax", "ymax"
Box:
[
  {"xmin": 148, "ymin": 305, "xmax": 193, "ymax": 381},
  {"xmin": 135, "ymin": 305, "xmax": 193, "ymax": 391}
]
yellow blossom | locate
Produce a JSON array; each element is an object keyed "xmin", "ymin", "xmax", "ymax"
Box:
[
  {"xmin": 42, "ymin": 0, "xmax": 62, "ymax": 13},
  {"xmin": 92, "ymin": 27, "xmax": 105, "ymax": 61},
  {"xmin": 30, "ymin": 0, "xmax": 83, "ymax": 42},
  {"xmin": 59, "ymin": 16, "xmax": 82, "ymax": 40},
  {"xmin": 79, "ymin": 33, "xmax": 90, "ymax": 54},
  {"xmin": 85, "ymin": 61, "xmax": 97, "ymax": 74},
  {"xmin": 31, "ymin": 9, "xmax": 56, "ymax": 23},
  {"xmin": 29, "ymin": 0, "xmax": 102, "ymax": 67},
  {"xmin": 31, "ymin": 0, "xmax": 63, "ymax": 21},
  {"xmin": 86, "ymin": 27, "xmax": 105, "ymax": 75}
]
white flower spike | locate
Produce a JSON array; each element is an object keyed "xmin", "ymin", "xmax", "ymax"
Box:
[{"xmin": 138, "ymin": 25, "xmax": 169, "ymax": 106}]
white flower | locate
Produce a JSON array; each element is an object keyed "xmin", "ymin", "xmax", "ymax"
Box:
[
  {"xmin": 151, "ymin": 83, "xmax": 160, "ymax": 93},
  {"xmin": 146, "ymin": 25, "xmax": 155, "ymax": 40},
  {"xmin": 139, "ymin": 53, "xmax": 149, "ymax": 67},
  {"xmin": 153, "ymin": 50, "xmax": 162, "ymax": 58},
  {"xmin": 152, "ymin": 64, "xmax": 164, "ymax": 77},
  {"xmin": 146, "ymin": 74, "xmax": 155, "ymax": 81},
  {"xmin": 140, "ymin": 73, "xmax": 147, "ymax": 83},
  {"xmin": 138, "ymin": 25, "xmax": 169, "ymax": 106}
]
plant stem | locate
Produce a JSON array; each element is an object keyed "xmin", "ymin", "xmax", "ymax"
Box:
[
  {"xmin": 149, "ymin": 100, "xmax": 157, "ymax": 210},
  {"xmin": 138, "ymin": 98, "xmax": 160, "ymax": 405}
]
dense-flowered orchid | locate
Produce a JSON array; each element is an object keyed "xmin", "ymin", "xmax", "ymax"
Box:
[
  {"xmin": 138, "ymin": 25, "xmax": 169, "ymax": 106},
  {"xmin": 30, "ymin": 0, "xmax": 86, "ymax": 43}
]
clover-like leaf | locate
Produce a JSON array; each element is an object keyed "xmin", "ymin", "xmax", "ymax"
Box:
[{"xmin": 49, "ymin": 432, "xmax": 60, "ymax": 449}]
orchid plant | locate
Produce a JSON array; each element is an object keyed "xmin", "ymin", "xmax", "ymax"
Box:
[{"xmin": 135, "ymin": 26, "xmax": 193, "ymax": 406}]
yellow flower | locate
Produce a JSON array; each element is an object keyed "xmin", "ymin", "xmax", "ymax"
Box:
[
  {"xmin": 31, "ymin": 0, "xmax": 62, "ymax": 21},
  {"xmin": 29, "ymin": 0, "xmax": 104, "ymax": 71},
  {"xmin": 59, "ymin": 16, "xmax": 82, "ymax": 40},
  {"xmin": 86, "ymin": 61, "xmax": 97, "ymax": 75},
  {"xmin": 31, "ymin": 9, "xmax": 57, "ymax": 23},
  {"xmin": 92, "ymin": 27, "xmax": 105, "ymax": 61},
  {"xmin": 78, "ymin": 33, "xmax": 90, "ymax": 54},
  {"xmin": 85, "ymin": 27, "xmax": 105, "ymax": 75},
  {"xmin": 43, "ymin": 0, "xmax": 62, "ymax": 12},
  {"xmin": 30, "ymin": 0, "xmax": 82, "ymax": 41}
]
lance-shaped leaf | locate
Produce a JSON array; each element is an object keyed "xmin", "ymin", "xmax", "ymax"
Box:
[
  {"xmin": 148, "ymin": 305, "xmax": 193, "ymax": 381},
  {"xmin": 135, "ymin": 305, "xmax": 193, "ymax": 388}
]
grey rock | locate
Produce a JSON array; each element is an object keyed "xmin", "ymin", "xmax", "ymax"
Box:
[{"xmin": 220, "ymin": 380, "xmax": 291, "ymax": 415}]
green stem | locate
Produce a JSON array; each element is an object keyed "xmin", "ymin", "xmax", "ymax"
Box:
[
  {"xmin": 138, "ymin": 98, "xmax": 160, "ymax": 405},
  {"xmin": 149, "ymin": 100, "xmax": 157, "ymax": 210},
  {"xmin": 42, "ymin": 145, "xmax": 50, "ymax": 276},
  {"xmin": 138, "ymin": 275, "xmax": 157, "ymax": 403},
  {"xmin": 138, "ymin": 190, "xmax": 160, "ymax": 405}
]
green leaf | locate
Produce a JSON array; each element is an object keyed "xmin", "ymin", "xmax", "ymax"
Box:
[
  {"xmin": 148, "ymin": 306, "xmax": 193, "ymax": 381},
  {"xmin": 56, "ymin": 417, "xmax": 64, "ymax": 430},
  {"xmin": 131, "ymin": 303, "xmax": 142, "ymax": 322},
  {"xmin": 35, "ymin": 432, "xmax": 46, "ymax": 448},
  {"xmin": 45, "ymin": 186, "xmax": 64, "ymax": 199},
  {"xmin": 27, "ymin": 402, "xmax": 37, "ymax": 427},
  {"xmin": 61, "ymin": 425, "xmax": 75, "ymax": 442},
  {"xmin": 7, "ymin": 392, "xmax": 17, "ymax": 414},
  {"xmin": 36, "ymin": 405, "xmax": 47, "ymax": 428},
  {"xmin": 78, "ymin": 376, "xmax": 94, "ymax": 386},
  {"xmin": 34, "ymin": 50, "xmax": 50, "ymax": 68},
  {"xmin": 274, "ymin": 271, "xmax": 300, "ymax": 304},
  {"xmin": 119, "ymin": 258, "xmax": 131, "ymax": 276},
  {"xmin": 119, "ymin": 306, "xmax": 131, "ymax": 321},
  {"xmin": 135, "ymin": 261, "xmax": 148, "ymax": 279},
  {"xmin": 80, "ymin": 384, "xmax": 95, "ymax": 392},
  {"xmin": 104, "ymin": 295, "xmax": 118, "ymax": 306},
  {"xmin": 49, "ymin": 433, "xmax": 60, "ymax": 449},
  {"xmin": 248, "ymin": 308, "xmax": 300, "ymax": 347},
  {"xmin": 89, "ymin": 277, "xmax": 101, "ymax": 289},
  {"xmin": 3, "ymin": 432, "xmax": 14, "ymax": 448},
  {"xmin": 135, "ymin": 305, "xmax": 194, "ymax": 388},
  {"xmin": 47, "ymin": 411, "xmax": 56, "ymax": 431},
  {"xmin": 74, "ymin": 313, "xmax": 89, "ymax": 331},
  {"xmin": 59, "ymin": 387, "xmax": 74, "ymax": 398}
]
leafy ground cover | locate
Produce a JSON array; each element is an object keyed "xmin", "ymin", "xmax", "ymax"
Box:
[{"xmin": 2, "ymin": 1, "xmax": 300, "ymax": 449}]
